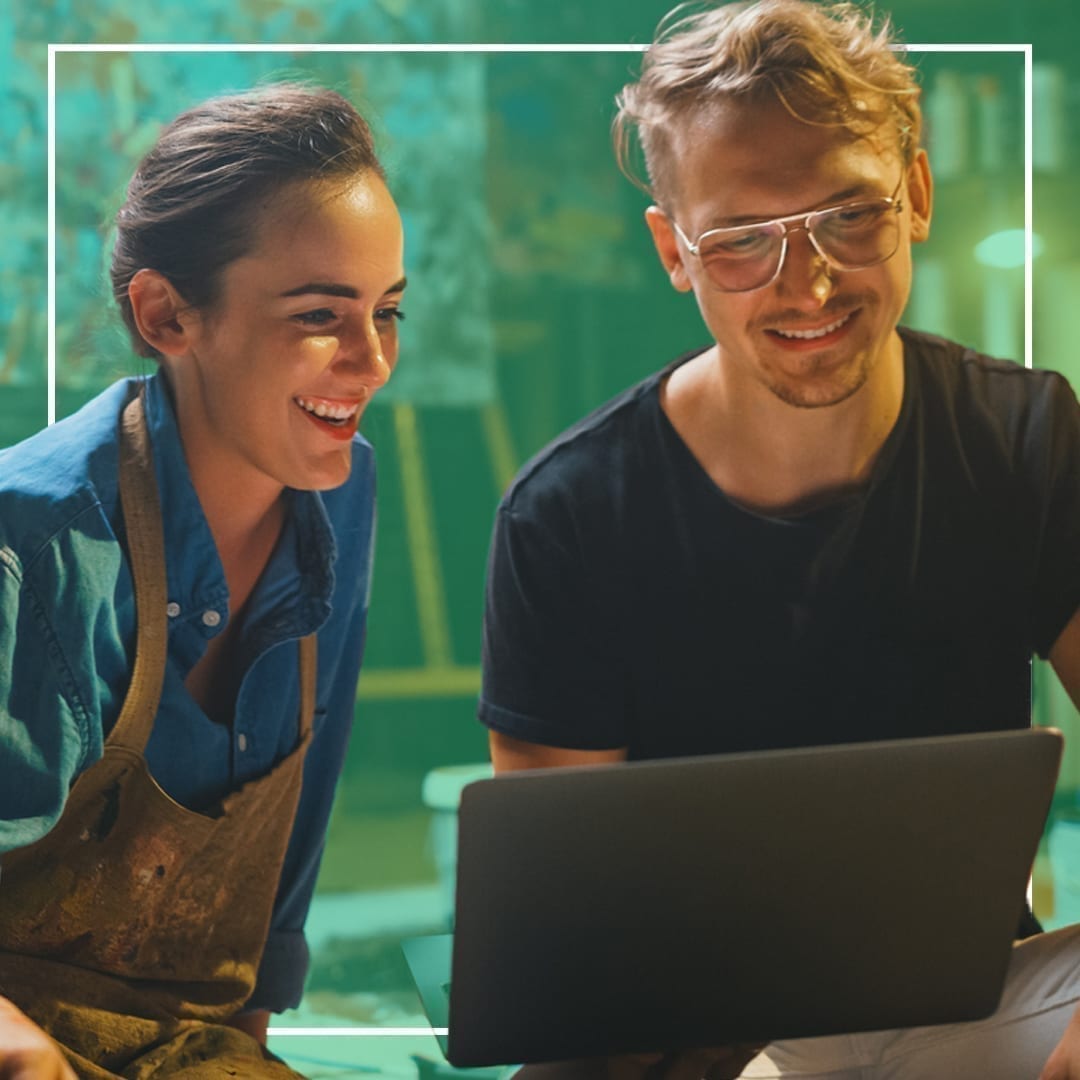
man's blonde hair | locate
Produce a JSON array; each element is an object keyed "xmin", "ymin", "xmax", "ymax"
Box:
[{"xmin": 614, "ymin": 0, "xmax": 922, "ymax": 207}]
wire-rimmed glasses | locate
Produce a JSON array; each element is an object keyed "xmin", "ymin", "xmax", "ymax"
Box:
[{"xmin": 670, "ymin": 178, "xmax": 905, "ymax": 293}]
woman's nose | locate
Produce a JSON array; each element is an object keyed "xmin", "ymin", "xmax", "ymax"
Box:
[{"xmin": 336, "ymin": 320, "xmax": 393, "ymax": 388}]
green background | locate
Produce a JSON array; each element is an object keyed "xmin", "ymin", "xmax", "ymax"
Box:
[{"xmin": 4, "ymin": 0, "xmax": 1080, "ymax": 1074}]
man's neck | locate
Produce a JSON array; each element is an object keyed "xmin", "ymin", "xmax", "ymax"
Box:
[{"xmin": 660, "ymin": 333, "xmax": 906, "ymax": 516}]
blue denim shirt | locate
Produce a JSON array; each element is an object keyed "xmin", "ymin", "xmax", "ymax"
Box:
[{"xmin": 0, "ymin": 372, "xmax": 375, "ymax": 1012}]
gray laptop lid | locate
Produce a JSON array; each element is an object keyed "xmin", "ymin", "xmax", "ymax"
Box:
[{"xmin": 445, "ymin": 728, "xmax": 1062, "ymax": 1067}]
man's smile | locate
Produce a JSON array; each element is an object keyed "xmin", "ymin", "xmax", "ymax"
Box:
[
  {"xmin": 770, "ymin": 310, "xmax": 854, "ymax": 340},
  {"xmin": 762, "ymin": 308, "xmax": 860, "ymax": 352}
]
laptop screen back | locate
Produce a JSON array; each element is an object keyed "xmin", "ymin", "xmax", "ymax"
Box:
[{"xmin": 446, "ymin": 729, "xmax": 1061, "ymax": 1067}]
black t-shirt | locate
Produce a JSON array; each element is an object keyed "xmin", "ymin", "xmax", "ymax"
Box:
[{"xmin": 479, "ymin": 328, "xmax": 1080, "ymax": 759}]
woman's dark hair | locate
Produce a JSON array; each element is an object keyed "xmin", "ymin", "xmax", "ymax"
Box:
[{"xmin": 111, "ymin": 83, "xmax": 385, "ymax": 357}]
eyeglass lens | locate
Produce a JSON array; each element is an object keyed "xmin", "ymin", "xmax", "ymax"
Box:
[{"xmin": 696, "ymin": 201, "xmax": 901, "ymax": 292}]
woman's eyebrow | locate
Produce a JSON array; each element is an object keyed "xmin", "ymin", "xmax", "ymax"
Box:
[
  {"xmin": 279, "ymin": 276, "xmax": 407, "ymax": 299},
  {"xmin": 279, "ymin": 282, "xmax": 359, "ymax": 299}
]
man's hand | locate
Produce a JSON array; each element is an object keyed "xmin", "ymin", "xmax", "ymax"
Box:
[
  {"xmin": 0, "ymin": 996, "xmax": 76, "ymax": 1080},
  {"xmin": 1041, "ymin": 1003, "xmax": 1080, "ymax": 1080}
]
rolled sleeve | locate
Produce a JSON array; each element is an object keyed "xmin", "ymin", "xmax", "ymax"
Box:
[
  {"xmin": 479, "ymin": 502, "xmax": 629, "ymax": 751},
  {"xmin": 0, "ymin": 546, "xmax": 91, "ymax": 854},
  {"xmin": 245, "ymin": 928, "xmax": 311, "ymax": 1013},
  {"xmin": 1027, "ymin": 373, "xmax": 1080, "ymax": 657}
]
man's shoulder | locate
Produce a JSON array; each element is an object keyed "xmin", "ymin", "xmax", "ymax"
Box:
[
  {"xmin": 502, "ymin": 350, "xmax": 701, "ymax": 516},
  {"xmin": 902, "ymin": 326, "xmax": 1073, "ymax": 411},
  {"xmin": 901, "ymin": 327, "xmax": 1079, "ymax": 480}
]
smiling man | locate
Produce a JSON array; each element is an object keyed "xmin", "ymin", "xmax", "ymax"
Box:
[{"xmin": 478, "ymin": 1, "xmax": 1080, "ymax": 1077}]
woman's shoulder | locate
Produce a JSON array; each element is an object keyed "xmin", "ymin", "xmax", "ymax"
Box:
[{"xmin": 0, "ymin": 379, "xmax": 138, "ymax": 566}]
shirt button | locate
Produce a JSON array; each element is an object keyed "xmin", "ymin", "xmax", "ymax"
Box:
[
  {"xmin": 166, "ymin": 602, "xmax": 181, "ymax": 618},
  {"xmin": 237, "ymin": 733, "xmax": 248, "ymax": 753},
  {"xmin": 202, "ymin": 609, "xmax": 222, "ymax": 628}
]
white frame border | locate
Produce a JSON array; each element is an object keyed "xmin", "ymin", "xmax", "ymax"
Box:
[{"xmin": 44, "ymin": 43, "xmax": 1035, "ymax": 1041}]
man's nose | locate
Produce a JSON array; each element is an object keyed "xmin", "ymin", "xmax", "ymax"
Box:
[{"xmin": 775, "ymin": 227, "xmax": 834, "ymax": 308}]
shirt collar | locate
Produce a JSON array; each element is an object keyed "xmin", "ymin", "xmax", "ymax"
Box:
[{"xmin": 142, "ymin": 372, "xmax": 337, "ymax": 637}]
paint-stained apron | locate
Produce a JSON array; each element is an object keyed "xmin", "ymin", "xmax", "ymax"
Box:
[{"xmin": 0, "ymin": 395, "xmax": 316, "ymax": 1078}]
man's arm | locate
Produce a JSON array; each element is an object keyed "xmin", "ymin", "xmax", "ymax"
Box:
[
  {"xmin": 489, "ymin": 731, "xmax": 627, "ymax": 773},
  {"xmin": 1037, "ymin": 606, "xmax": 1080, "ymax": 1080},
  {"xmin": 1049, "ymin": 606, "xmax": 1080, "ymax": 713}
]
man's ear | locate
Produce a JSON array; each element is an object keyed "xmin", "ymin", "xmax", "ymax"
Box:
[
  {"xmin": 906, "ymin": 148, "xmax": 933, "ymax": 244},
  {"xmin": 127, "ymin": 269, "xmax": 196, "ymax": 357},
  {"xmin": 644, "ymin": 206, "xmax": 693, "ymax": 293}
]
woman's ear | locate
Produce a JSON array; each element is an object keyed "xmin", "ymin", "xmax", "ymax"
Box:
[
  {"xmin": 644, "ymin": 206, "xmax": 694, "ymax": 293},
  {"xmin": 127, "ymin": 270, "xmax": 195, "ymax": 357}
]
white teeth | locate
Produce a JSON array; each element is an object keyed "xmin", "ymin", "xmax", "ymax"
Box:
[
  {"xmin": 294, "ymin": 397, "xmax": 359, "ymax": 421},
  {"xmin": 773, "ymin": 312, "xmax": 852, "ymax": 340}
]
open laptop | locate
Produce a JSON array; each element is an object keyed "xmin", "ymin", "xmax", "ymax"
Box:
[{"xmin": 404, "ymin": 728, "xmax": 1062, "ymax": 1068}]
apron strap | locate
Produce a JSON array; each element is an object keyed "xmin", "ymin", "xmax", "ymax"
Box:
[
  {"xmin": 112, "ymin": 391, "xmax": 319, "ymax": 751},
  {"xmin": 298, "ymin": 634, "xmax": 317, "ymax": 740},
  {"xmin": 110, "ymin": 392, "xmax": 169, "ymax": 752}
]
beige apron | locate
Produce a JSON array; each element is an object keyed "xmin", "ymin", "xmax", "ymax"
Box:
[{"xmin": 0, "ymin": 395, "xmax": 316, "ymax": 1079}]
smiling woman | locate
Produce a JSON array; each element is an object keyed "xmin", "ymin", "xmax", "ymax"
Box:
[
  {"xmin": 0, "ymin": 84, "xmax": 403, "ymax": 1079},
  {"xmin": 133, "ymin": 174, "xmax": 405, "ymax": 504}
]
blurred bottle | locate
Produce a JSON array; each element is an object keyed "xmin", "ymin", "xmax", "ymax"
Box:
[
  {"xmin": 1032, "ymin": 63, "xmax": 1066, "ymax": 174},
  {"xmin": 975, "ymin": 76, "xmax": 1006, "ymax": 175},
  {"xmin": 926, "ymin": 70, "xmax": 969, "ymax": 181}
]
